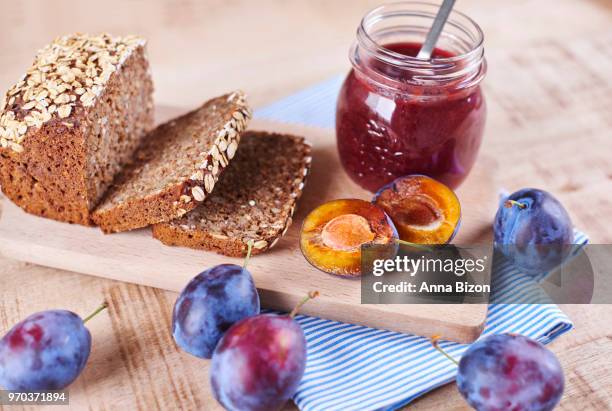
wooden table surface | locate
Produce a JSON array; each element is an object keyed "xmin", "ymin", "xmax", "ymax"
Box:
[{"xmin": 1, "ymin": 1, "xmax": 611, "ymax": 410}]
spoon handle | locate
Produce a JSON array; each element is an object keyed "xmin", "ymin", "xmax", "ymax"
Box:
[{"xmin": 417, "ymin": 0, "xmax": 456, "ymax": 60}]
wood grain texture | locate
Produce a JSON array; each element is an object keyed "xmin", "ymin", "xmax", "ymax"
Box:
[
  {"xmin": 0, "ymin": 116, "xmax": 496, "ymax": 343},
  {"xmin": 1, "ymin": 0, "xmax": 611, "ymax": 410}
]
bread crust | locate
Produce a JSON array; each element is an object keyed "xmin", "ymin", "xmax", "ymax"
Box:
[
  {"xmin": 0, "ymin": 115, "xmax": 90, "ymax": 223},
  {"xmin": 152, "ymin": 223, "xmax": 257, "ymax": 257}
]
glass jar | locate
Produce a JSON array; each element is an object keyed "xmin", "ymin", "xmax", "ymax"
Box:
[{"xmin": 336, "ymin": 2, "xmax": 487, "ymax": 192}]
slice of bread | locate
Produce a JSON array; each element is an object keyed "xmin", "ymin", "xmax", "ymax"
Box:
[
  {"xmin": 92, "ymin": 92, "xmax": 251, "ymax": 233},
  {"xmin": 152, "ymin": 131, "xmax": 312, "ymax": 257},
  {"xmin": 0, "ymin": 33, "xmax": 154, "ymax": 225}
]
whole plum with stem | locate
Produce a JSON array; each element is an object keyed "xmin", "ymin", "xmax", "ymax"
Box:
[
  {"xmin": 210, "ymin": 291, "xmax": 317, "ymax": 411},
  {"xmin": 494, "ymin": 188, "xmax": 573, "ymax": 276},
  {"xmin": 0, "ymin": 303, "xmax": 107, "ymax": 390},
  {"xmin": 172, "ymin": 242, "xmax": 260, "ymax": 359}
]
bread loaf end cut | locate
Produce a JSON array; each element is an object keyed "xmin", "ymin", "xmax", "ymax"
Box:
[{"xmin": 0, "ymin": 33, "xmax": 154, "ymax": 225}]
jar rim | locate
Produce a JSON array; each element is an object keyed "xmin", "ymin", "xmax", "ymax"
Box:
[
  {"xmin": 353, "ymin": 1, "xmax": 486, "ymax": 90},
  {"xmin": 358, "ymin": 1, "xmax": 484, "ymax": 68}
]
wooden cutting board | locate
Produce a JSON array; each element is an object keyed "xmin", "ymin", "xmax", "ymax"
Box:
[{"xmin": 0, "ymin": 115, "xmax": 497, "ymax": 343}]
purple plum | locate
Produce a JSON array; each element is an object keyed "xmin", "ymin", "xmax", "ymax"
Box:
[
  {"xmin": 210, "ymin": 292, "xmax": 317, "ymax": 411},
  {"xmin": 494, "ymin": 188, "xmax": 573, "ymax": 276},
  {"xmin": 172, "ymin": 262, "xmax": 260, "ymax": 359},
  {"xmin": 457, "ymin": 334, "xmax": 564, "ymax": 411},
  {"xmin": 0, "ymin": 308, "xmax": 98, "ymax": 390}
]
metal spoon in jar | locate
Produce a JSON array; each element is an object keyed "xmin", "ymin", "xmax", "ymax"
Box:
[{"xmin": 417, "ymin": 0, "xmax": 456, "ymax": 60}]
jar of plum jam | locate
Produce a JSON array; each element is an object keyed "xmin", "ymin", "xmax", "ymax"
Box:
[{"xmin": 336, "ymin": 2, "xmax": 487, "ymax": 192}]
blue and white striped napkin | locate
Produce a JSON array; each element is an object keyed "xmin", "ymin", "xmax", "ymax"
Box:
[{"xmin": 255, "ymin": 78, "xmax": 586, "ymax": 411}]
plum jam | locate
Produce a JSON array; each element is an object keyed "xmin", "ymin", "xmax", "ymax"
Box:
[{"xmin": 336, "ymin": 3, "xmax": 487, "ymax": 192}]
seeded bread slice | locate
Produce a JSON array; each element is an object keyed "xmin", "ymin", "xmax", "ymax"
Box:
[
  {"xmin": 152, "ymin": 131, "xmax": 312, "ymax": 257},
  {"xmin": 92, "ymin": 92, "xmax": 251, "ymax": 233}
]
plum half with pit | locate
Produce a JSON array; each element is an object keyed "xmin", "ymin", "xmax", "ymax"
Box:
[
  {"xmin": 373, "ymin": 175, "xmax": 461, "ymax": 244},
  {"xmin": 300, "ymin": 199, "xmax": 397, "ymax": 277},
  {"xmin": 457, "ymin": 334, "xmax": 564, "ymax": 411},
  {"xmin": 494, "ymin": 188, "xmax": 573, "ymax": 276}
]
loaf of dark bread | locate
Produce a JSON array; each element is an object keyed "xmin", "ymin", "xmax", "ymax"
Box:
[
  {"xmin": 0, "ymin": 33, "xmax": 154, "ymax": 225},
  {"xmin": 93, "ymin": 92, "xmax": 251, "ymax": 233},
  {"xmin": 152, "ymin": 131, "xmax": 311, "ymax": 256}
]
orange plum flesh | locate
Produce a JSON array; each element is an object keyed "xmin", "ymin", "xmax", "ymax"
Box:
[
  {"xmin": 300, "ymin": 199, "xmax": 397, "ymax": 277},
  {"xmin": 373, "ymin": 175, "xmax": 461, "ymax": 244}
]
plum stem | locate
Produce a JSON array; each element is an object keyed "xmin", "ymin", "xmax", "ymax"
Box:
[
  {"xmin": 243, "ymin": 240, "xmax": 254, "ymax": 269},
  {"xmin": 431, "ymin": 335, "xmax": 459, "ymax": 366},
  {"xmin": 290, "ymin": 291, "xmax": 320, "ymax": 318},
  {"xmin": 83, "ymin": 302, "xmax": 108, "ymax": 324},
  {"xmin": 504, "ymin": 199, "xmax": 527, "ymax": 209},
  {"xmin": 395, "ymin": 239, "xmax": 434, "ymax": 252}
]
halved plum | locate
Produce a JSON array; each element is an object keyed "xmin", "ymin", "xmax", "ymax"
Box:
[
  {"xmin": 300, "ymin": 199, "xmax": 397, "ymax": 277},
  {"xmin": 373, "ymin": 175, "xmax": 461, "ymax": 244}
]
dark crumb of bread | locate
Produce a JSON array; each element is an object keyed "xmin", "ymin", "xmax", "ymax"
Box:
[
  {"xmin": 92, "ymin": 91, "xmax": 251, "ymax": 233},
  {"xmin": 152, "ymin": 130, "xmax": 312, "ymax": 257}
]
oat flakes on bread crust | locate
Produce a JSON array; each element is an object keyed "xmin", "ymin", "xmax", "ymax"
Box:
[
  {"xmin": 92, "ymin": 91, "xmax": 251, "ymax": 233},
  {"xmin": 152, "ymin": 131, "xmax": 312, "ymax": 257},
  {"xmin": 0, "ymin": 33, "xmax": 154, "ymax": 225}
]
